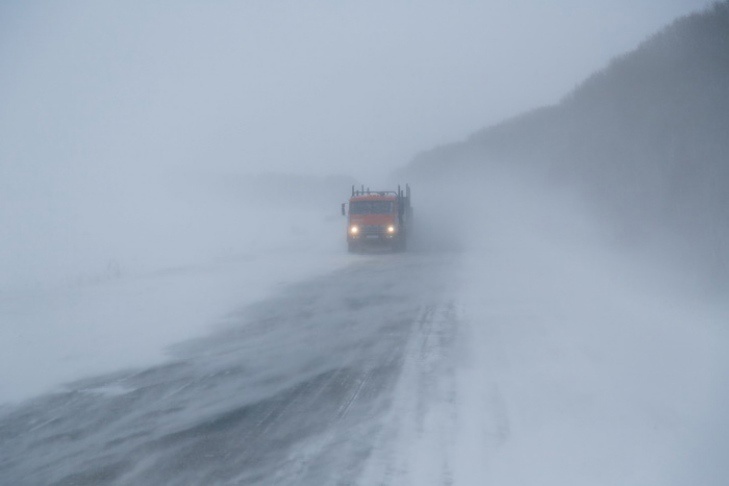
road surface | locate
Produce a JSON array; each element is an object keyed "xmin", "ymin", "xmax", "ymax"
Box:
[{"xmin": 1, "ymin": 252, "xmax": 480, "ymax": 485}]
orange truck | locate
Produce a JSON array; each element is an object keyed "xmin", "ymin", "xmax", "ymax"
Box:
[{"xmin": 341, "ymin": 184, "xmax": 412, "ymax": 252}]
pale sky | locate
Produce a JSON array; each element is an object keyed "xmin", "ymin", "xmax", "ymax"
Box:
[
  {"xmin": 0, "ymin": 1, "xmax": 717, "ymax": 182},
  {"xmin": 0, "ymin": 0, "xmax": 720, "ymax": 287}
]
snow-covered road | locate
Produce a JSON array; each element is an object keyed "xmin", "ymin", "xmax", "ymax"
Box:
[
  {"xmin": 0, "ymin": 253, "xmax": 461, "ymax": 485},
  {"xmin": 2, "ymin": 178, "xmax": 728, "ymax": 484}
]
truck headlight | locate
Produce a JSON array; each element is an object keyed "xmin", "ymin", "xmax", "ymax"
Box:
[
  {"xmin": 387, "ymin": 225, "xmax": 396, "ymax": 234},
  {"xmin": 350, "ymin": 225, "xmax": 359, "ymax": 235}
]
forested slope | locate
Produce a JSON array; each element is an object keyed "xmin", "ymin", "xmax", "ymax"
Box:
[{"xmin": 406, "ymin": 2, "xmax": 729, "ymax": 288}]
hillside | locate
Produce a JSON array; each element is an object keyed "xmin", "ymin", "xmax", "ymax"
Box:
[{"xmin": 405, "ymin": 2, "xmax": 729, "ymax": 289}]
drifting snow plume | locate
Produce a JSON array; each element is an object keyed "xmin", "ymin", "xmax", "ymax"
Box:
[{"xmin": 405, "ymin": 2, "xmax": 729, "ymax": 293}]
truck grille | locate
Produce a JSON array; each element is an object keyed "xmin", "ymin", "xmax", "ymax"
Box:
[{"xmin": 363, "ymin": 225, "xmax": 384, "ymax": 236}]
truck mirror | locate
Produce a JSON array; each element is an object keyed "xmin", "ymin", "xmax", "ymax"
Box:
[{"xmin": 341, "ymin": 203, "xmax": 346, "ymax": 216}]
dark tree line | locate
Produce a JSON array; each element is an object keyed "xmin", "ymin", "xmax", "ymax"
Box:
[{"xmin": 407, "ymin": 1, "xmax": 729, "ymax": 289}]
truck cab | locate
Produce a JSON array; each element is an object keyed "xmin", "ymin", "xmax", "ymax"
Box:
[{"xmin": 342, "ymin": 185, "xmax": 412, "ymax": 252}]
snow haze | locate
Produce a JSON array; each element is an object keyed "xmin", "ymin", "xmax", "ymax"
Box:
[
  {"xmin": 2, "ymin": 1, "xmax": 715, "ymax": 174},
  {"xmin": 1, "ymin": 2, "xmax": 728, "ymax": 484},
  {"xmin": 1, "ymin": 0, "xmax": 715, "ymax": 288}
]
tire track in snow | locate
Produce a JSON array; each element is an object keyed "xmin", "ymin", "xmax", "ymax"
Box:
[
  {"xmin": 357, "ymin": 300, "xmax": 512, "ymax": 485},
  {"xmin": 357, "ymin": 302, "xmax": 460, "ymax": 485},
  {"xmin": 269, "ymin": 325, "xmax": 412, "ymax": 485}
]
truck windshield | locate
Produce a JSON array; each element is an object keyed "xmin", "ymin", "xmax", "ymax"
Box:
[{"xmin": 350, "ymin": 201, "xmax": 394, "ymax": 214}]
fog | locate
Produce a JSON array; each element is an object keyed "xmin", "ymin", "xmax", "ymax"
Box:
[
  {"xmin": 0, "ymin": 0, "xmax": 716, "ymax": 288},
  {"xmin": 2, "ymin": 2, "xmax": 728, "ymax": 484},
  {"xmin": 398, "ymin": 169, "xmax": 728, "ymax": 484}
]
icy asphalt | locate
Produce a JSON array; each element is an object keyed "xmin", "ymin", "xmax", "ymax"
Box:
[{"xmin": 0, "ymin": 252, "xmax": 466, "ymax": 485}]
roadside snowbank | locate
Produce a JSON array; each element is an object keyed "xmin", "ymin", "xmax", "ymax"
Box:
[{"xmin": 449, "ymin": 176, "xmax": 729, "ymax": 484}]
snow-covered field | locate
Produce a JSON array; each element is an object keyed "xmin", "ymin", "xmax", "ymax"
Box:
[
  {"xmin": 449, "ymin": 203, "xmax": 729, "ymax": 485},
  {"xmin": 0, "ymin": 195, "xmax": 350, "ymax": 404}
]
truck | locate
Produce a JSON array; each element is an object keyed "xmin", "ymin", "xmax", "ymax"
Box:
[{"xmin": 341, "ymin": 184, "xmax": 412, "ymax": 252}]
